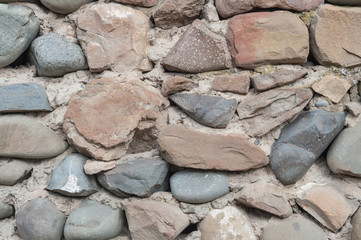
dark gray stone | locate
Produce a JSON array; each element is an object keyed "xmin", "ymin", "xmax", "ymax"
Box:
[
  {"xmin": 327, "ymin": 0, "xmax": 361, "ymax": 5},
  {"xmin": 97, "ymin": 158, "xmax": 169, "ymax": 197},
  {"xmin": 15, "ymin": 198, "xmax": 66, "ymax": 240},
  {"xmin": 0, "ymin": 83, "xmax": 52, "ymax": 113},
  {"xmin": 29, "ymin": 33, "xmax": 88, "ymax": 77},
  {"xmin": 270, "ymin": 110, "xmax": 345, "ymax": 185},
  {"xmin": 0, "ymin": 4, "xmax": 39, "ymax": 68},
  {"xmin": 47, "ymin": 154, "xmax": 99, "ymax": 197},
  {"xmin": 0, "ymin": 160, "xmax": 32, "ymax": 186},
  {"xmin": 170, "ymin": 93, "xmax": 237, "ymax": 128},
  {"xmin": 170, "ymin": 170, "xmax": 229, "ymax": 203},
  {"xmin": 64, "ymin": 199, "xmax": 125, "ymax": 240},
  {"xmin": 40, "ymin": 0, "xmax": 93, "ymax": 14},
  {"xmin": 0, "ymin": 202, "xmax": 14, "ymax": 219}
]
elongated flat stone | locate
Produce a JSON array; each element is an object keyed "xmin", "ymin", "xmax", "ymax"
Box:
[{"xmin": 0, "ymin": 160, "xmax": 32, "ymax": 186}]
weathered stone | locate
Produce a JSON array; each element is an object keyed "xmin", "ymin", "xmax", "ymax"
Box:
[
  {"xmin": 202, "ymin": 1, "xmax": 220, "ymax": 22},
  {"xmin": 163, "ymin": 20, "xmax": 231, "ymax": 73},
  {"xmin": 47, "ymin": 154, "xmax": 99, "ymax": 197},
  {"xmin": 84, "ymin": 160, "xmax": 116, "ymax": 175},
  {"xmin": 328, "ymin": 0, "xmax": 361, "ymax": 5},
  {"xmin": 296, "ymin": 183, "xmax": 358, "ymax": 232},
  {"xmin": 0, "ymin": 4, "xmax": 39, "ymax": 68},
  {"xmin": 63, "ymin": 78, "xmax": 167, "ymax": 161},
  {"xmin": 153, "ymin": 0, "xmax": 204, "ymax": 29},
  {"xmin": 0, "ymin": 160, "xmax": 32, "ymax": 186},
  {"xmin": 157, "ymin": 125, "xmax": 269, "ymax": 171},
  {"xmin": 310, "ymin": 4, "xmax": 361, "ymax": 67},
  {"xmin": 161, "ymin": 76, "xmax": 196, "ymax": 96},
  {"xmin": 114, "ymin": 0, "xmax": 157, "ymax": 7},
  {"xmin": 352, "ymin": 207, "xmax": 361, "ymax": 240},
  {"xmin": 29, "ymin": 33, "xmax": 88, "ymax": 77},
  {"xmin": 40, "ymin": 0, "xmax": 93, "ymax": 14},
  {"xmin": 237, "ymin": 88, "xmax": 313, "ymax": 137},
  {"xmin": 235, "ymin": 182, "xmax": 292, "ymax": 218},
  {"xmin": 125, "ymin": 200, "xmax": 189, "ymax": 240},
  {"xmin": 212, "ymin": 75, "xmax": 250, "ymax": 94},
  {"xmin": 199, "ymin": 206, "xmax": 257, "ymax": 240},
  {"xmin": 227, "ymin": 11, "xmax": 309, "ymax": 69},
  {"xmin": 251, "ymin": 69, "xmax": 308, "ymax": 92},
  {"xmin": 315, "ymin": 100, "xmax": 329, "ymax": 108},
  {"xmin": 76, "ymin": 3, "xmax": 151, "ymax": 73},
  {"xmin": 64, "ymin": 200, "xmax": 125, "ymax": 240},
  {"xmin": 270, "ymin": 110, "xmax": 345, "ymax": 185},
  {"xmin": 0, "ymin": 202, "xmax": 14, "ymax": 219},
  {"xmin": 170, "ymin": 170, "xmax": 229, "ymax": 204},
  {"xmin": 0, "ymin": 115, "xmax": 68, "ymax": 159},
  {"xmin": 97, "ymin": 158, "xmax": 169, "ymax": 197},
  {"xmin": 16, "ymin": 198, "xmax": 66, "ymax": 240},
  {"xmin": 346, "ymin": 102, "xmax": 361, "ymax": 116},
  {"xmin": 312, "ymin": 75, "xmax": 351, "ymax": 103},
  {"xmin": 170, "ymin": 93, "xmax": 237, "ymax": 128}
]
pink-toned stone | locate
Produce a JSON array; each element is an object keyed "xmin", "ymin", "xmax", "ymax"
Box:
[
  {"xmin": 312, "ymin": 75, "xmax": 351, "ymax": 103},
  {"xmin": 84, "ymin": 160, "xmax": 116, "ymax": 175},
  {"xmin": 114, "ymin": 0, "xmax": 157, "ymax": 7},
  {"xmin": 161, "ymin": 76, "xmax": 197, "ymax": 96},
  {"xmin": 212, "ymin": 75, "xmax": 250, "ymax": 94}
]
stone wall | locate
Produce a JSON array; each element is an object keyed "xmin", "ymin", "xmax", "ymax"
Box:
[{"xmin": 1, "ymin": 0, "xmax": 361, "ymax": 239}]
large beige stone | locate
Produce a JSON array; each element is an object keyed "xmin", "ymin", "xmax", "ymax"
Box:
[{"xmin": 312, "ymin": 75, "xmax": 351, "ymax": 103}]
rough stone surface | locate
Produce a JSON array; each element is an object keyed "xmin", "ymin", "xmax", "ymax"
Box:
[
  {"xmin": 76, "ymin": 3, "xmax": 151, "ymax": 73},
  {"xmin": 161, "ymin": 76, "xmax": 196, "ymax": 96},
  {"xmin": 84, "ymin": 160, "xmax": 116, "ymax": 175},
  {"xmin": 114, "ymin": 0, "xmax": 157, "ymax": 7},
  {"xmin": 0, "ymin": 202, "xmax": 14, "ymax": 219},
  {"xmin": 312, "ymin": 75, "xmax": 351, "ymax": 103},
  {"xmin": 97, "ymin": 158, "xmax": 169, "ymax": 197},
  {"xmin": 0, "ymin": 115, "xmax": 68, "ymax": 159},
  {"xmin": 310, "ymin": 4, "xmax": 361, "ymax": 67},
  {"xmin": 0, "ymin": 160, "xmax": 32, "ymax": 186},
  {"xmin": 64, "ymin": 199, "xmax": 125, "ymax": 240},
  {"xmin": 203, "ymin": 1, "xmax": 220, "ymax": 22},
  {"xmin": 315, "ymin": 100, "xmax": 329, "ymax": 108},
  {"xmin": 157, "ymin": 125, "xmax": 269, "ymax": 171},
  {"xmin": 63, "ymin": 78, "xmax": 167, "ymax": 161},
  {"xmin": 0, "ymin": 4, "xmax": 39, "ymax": 68},
  {"xmin": 16, "ymin": 198, "xmax": 66, "ymax": 240},
  {"xmin": 227, "ymin": 11, "xmax": 309, "ymax": 69},
  {"xmin": 328, "ymin": 0, "xmax": 361, "ymax": 5},
  {"xmin": 237, "ymin": 88, "xmax": 313, "ymax": 137},
  {"xmin": 346, "ymin": 102, "xmax": 361, "ymax": 116},
  {"xmin": 212, "ymin": 75, "xmax": 250, "ymax": 94},
  {"xmin": 40, "ymin": 0, "xmax": 93, "ymax": 14},
  {"xmin": 352, "ymin": 207, "xmax": 361, "ymax": 240},
  {"xmin": 270, "ymin": 110, "xmax": 345, "ymax": 185},
  {"xmin": 170, "ymin": 93, "xmax": 237, "ymax": 128},
  {"xmin": 170, "ymin": 170, "xmax": 229, "ymax": 204},
  {"xmin": 163, "ymin": 19, "xmax": 232, "ymax": 73},
  {"xmin": 125, "ymin": 200, "xmax": 189, "ymax": 240}
]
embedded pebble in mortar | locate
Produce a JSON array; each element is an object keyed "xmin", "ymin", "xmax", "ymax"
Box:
[
  {"xmin": 0, "ymin": 202, "xmax": 14, "ymax": 219},
  {"xmin": 0, "ymin": 160, "xmax": 32, "ymax": 186},
  {"xmin": 315, "ymin": 100, "xmax": 329, "ymax": 108},
  {"xmin": 40, "ymin": 0, "xmax": 94, "ymax": 14}
]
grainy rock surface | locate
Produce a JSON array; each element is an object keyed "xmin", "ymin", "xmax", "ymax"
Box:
[
  {"xmin": 0, "ymin": 160, "xmax": 32, "ymax": 186},
  {"xmin": 212, "ymin": 75, "xmax": 250, "ymax": 94},
  {"xmin": 352, "ymin": 207, "xmax": 361, "ymax": 240},
  {"xmin": 346, "ymin": 102, "xmax": 361, "ymax": 116},
  {"xmin": 84, "ymin": 160, "xmax": 116, "ymax": 175},
  {"xmin": 0, "ymin": 202, "xmax": 14, "ymax": 219},
  {"xmin": 40, "ymin": 0, "xmax": 93, "ymax": 14},
  {"xmin": 161, "ymin": 76, "xmax": 196, "ymax": 96},
  {"xmin": 312, "ymin": 75, "xmax": 351, "ymax": 103}
]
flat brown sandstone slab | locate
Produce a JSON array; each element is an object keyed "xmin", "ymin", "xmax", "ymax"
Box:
[
  {"xmin": 312, "ymin": 75, "xmax": 351, "ymax": 103},
  {"xmin": 212, "ymin": 75, "xmax": 250, "ymax": 94}
]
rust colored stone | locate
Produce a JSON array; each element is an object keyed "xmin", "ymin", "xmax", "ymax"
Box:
[
  {"xmin": 212, "ymin": 75, "xmax": 250, "ymax": 95},
  {"xmin": 161, "ymin": 76, "xmax": 196, "ymax": 96}
]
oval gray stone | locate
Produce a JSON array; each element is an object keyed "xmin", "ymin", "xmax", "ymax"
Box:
[
  {"xmin": 170, "ymin": 170, "xmax": 229, "ymax": 203},
  {"xmin": 0, "ymin": 202, "xmax": 14, "ymax": 219},
  {"xmin": 0, "ymin": 160, "xmax": 32, "ymax": 186},
  {"xmin": 40, "ymin": 0, "xmax": 93, "ymax": 14}
]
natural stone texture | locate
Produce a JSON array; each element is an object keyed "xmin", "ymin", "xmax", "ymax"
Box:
[
  {"xmin": 312, "ymin": 75, "xmax": 351, "ymax": 103},
  {"xmin": 237, "ymin": 88, "xmax": 313, "ymax": 137},
  {"xmin": 161, "ymin": 76, "xmax": 196, "ymax": 96},
  {"xmin": 0, "ymin": 202, "xmax": 14, "ymax": 219},
  {"xmin": 47, "ymin": 154, "xmax": 100, "ymax": 197},
  {"xmin": 199, "ymin": 206, "xmax": 257, "ymax": 240},
  {"xmin": 16, "ymin": 198, "xmax": 66, "ymax": 240},
  {"xmin": 261, "ymin": 215, "xmax": 327, "ymax": 240},
  {"xmin": 163, "ymin": 19, "xmax": 232, "ymax": 73},
  {"xmin": 170, "ymin": 93, "xmax": 237, "ymax": 128},
  {"xmin": 97, "ymin": 158, "xmax": 169, "ymax": 197},
  {"xmin": 251, "ymin": 69, "xmax": 308, "ymax": 92},
  {"xmin": 310, "ymin": 4, "xmax": 361, "ymax": 67},
  {"xmin": 315, "ymin": 100, "xmax": 329, "ymax": 108},
  {"xmin": 0, "ymin": 4, "xmax": 39, "ymax": 68},
  {"xmin": 0, "ymin": 83, "xmax": 52, "ymax": 112},
  {"xmin": 76, "ymin": 3, "xmax": 151, "ymax": 73},
  {"xmin": 0, "ymin": 160, "xmax": 32, "ymax": 186},
  {"xmin": 170, "ymin": 170, "xmax": 229, "ymax": 204},
  {"xmin": 235, "ymin": 182, "xmax": 292, "ymax": 218},
  {"xmin": 296, "ymin": 183, "xmax": 358, "ymax": 232},
  {"xmin": 352, "ymin": 207, "xmax": 361, "ymax": 240},
  {"xmin": 64, "ymin": 200, "xmax": 125, "ymax": 240},
  {"xmin": 63, "ymin": 78, "xmax": 167, "ymax": 161},
  {"xmin": 114, "ymin": 0, "xmax": 157, "ymax": 7},
  {"xmin": 203, "ymin": 1, "xmax": 220, "ymax": 22},
  {"xmin": 29, "ymin": 33, "xmax": 88, "ymax": 77},
  {"xmin": 227, "ymin": 11, "xmax": 309, "ymax": 69},
  {"xmin": 216, "ymin": 0, "xmax": 324, "ymax": 18},
  {"xmin": 212, "ymin": 75, "xmax": 250, "ymax": 94},
  {"xmin": 270, "ymin": 110, "xmax": 345, "ymax": 185},
  {"xmin": 125, "ymin": 200, "xmax": 189, "ymax": 240},
  {"xmin": 40, "ymin": 0, "xmax": 93, "ymax": 14},
  {"xmin": 153, "ymin": 0, "xmax": 204, "ymax": 29},
  {"xmin": 0, "ymin": 115, "xmax": 68, "ymax": 159},
  {"xmin": 157, "ymin": 125, "xmax": 269, "ymax": 171},
  {"xmin": 84, "ymin": 160, "xmax": 116, "ymax": 175},
  {"xmin": 328, "ymin": 0, "xmax": 361, "ymax": 5},
  {"xmin": 346, "ymin": 102, "xmax": 361, "ymax": 116}
]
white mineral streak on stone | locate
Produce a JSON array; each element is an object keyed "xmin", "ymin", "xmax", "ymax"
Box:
[{"xmin": 61, "ymin": 174, "xmax": 80, "ymax": 193}]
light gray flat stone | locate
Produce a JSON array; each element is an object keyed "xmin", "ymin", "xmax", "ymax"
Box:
[
  {"xmin": 0, "ymin": 160, "xmax": 32, "ymax": 186},
  {"xmin": 0, "ymin": 202, "xmax": 14, "ymax": 219}
]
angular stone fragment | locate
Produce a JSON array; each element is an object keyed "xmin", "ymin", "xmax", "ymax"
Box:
[
  {"xmin": 157, "ymin": 125, "xmax": 269, "ymax": 171},
  {"xmin": 328, "ymin": 0, "xmax": 361, "ymax": 5},
  {"xmin": 270, "ymin": 110, "xmax": 345, "ymax": 185},
  {"xmin": 161, "ymin": 76, "xmax": 196, "ymax": 96},
  {"xmin": 227, "ymin": 11, "xmax": 309, "ymax": 69},
  {"xmin": 125, "ymin": 200, "xmax": 189, "ymax": 240},
  {"xmin": 0, "ymin": 4, "xmax": 39, "ymax": 68},
  {"xmin": 310, "ymin": 4, "xmax": 361, "ymax": 67},
  {"xmin": 76, "ymin": 3, "xmax": 151, "ymax": 73},
  {"xmin": 352, "ymin": 207, "xmax": 361, "ymax": 240},
  {"xmin": 170, "ymin": 93, "xmax": 237, "ymax": 128},
  {"xmin": 212, "ymin": 75, "xmax": 250, "ymax": 94},
  {"xmin": 40, "ymin": 0, "xmax": 93, "ymax": 14},
  {"xmin": 114, "ymin": 0, "xmax": 157, "ymax": 7},
  {"xmin": 0, "ymin": 160, "xmax": 32, "ymax": 186},
  {"xmin": 312, "ymin": 75, "xmax": 351, "ymax": 103},
  {"xmin": 346, "ymin": 102, "xmax": 361, "ymax": 116},
  {"xmin": 163, "ymin": 20, "xmax": 232, "ymax": 73},
  {"xmin": 237, "ymin": 88, "xmax": 313, "ymax": 137},
  {"xmin": 63, "ymin": 78, "xmax": 167, "ymax": 161},
  {"xmin": 251, "ymin": 69, "xmax": 308, "ymax": 92},
  {"xmin": 84, "ymin": 160, "xmax": 116, "ymax": 175},
  {"xmin": 0, "ymin": 202, "xmax": 14, "ymax": 219},
  {"xmin": 296, "ymin": 183, "xmax": 358, "ymax": 232},
  {"xmin": 0, "ymin": 115, "xmax": 68, "ymax": 159},
  {"xmin": 235, "ymin": 182, "xmax": 292, "ymax": 218}
]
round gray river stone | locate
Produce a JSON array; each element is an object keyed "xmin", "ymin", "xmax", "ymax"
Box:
[
  {"xmin": 0, "ymin": 160, "xmax": 32, "ymax": 186},
  {"xmin": 170, "ymin": 169, "xmax": 229, "ymax": 203},
  {"xmin": 40, "ymin": 0, "xmax": 93, "ymax": 14},
  {"xmin": 0, "ymin": 202, "xmax": 14, "ymax": 219},
  {"xmin": 0, "ymin": 4, "xmax": 39, "ymax": 68}
]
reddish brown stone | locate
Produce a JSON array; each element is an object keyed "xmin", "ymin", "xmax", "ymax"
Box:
[
  {"xmin": 312, "ymin": 75, "xmax": 351, "ymax": 103},
  {"xmin": 114, "ymin": 0, "xmax": 157, "ymax": 7},
  {"xmin": 212, "ymin": 75, "xmax": 250, "ymax": 95},
  {"xmin": 161, "ymin": 76, "xmax": 196, "ymax": 96}
]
